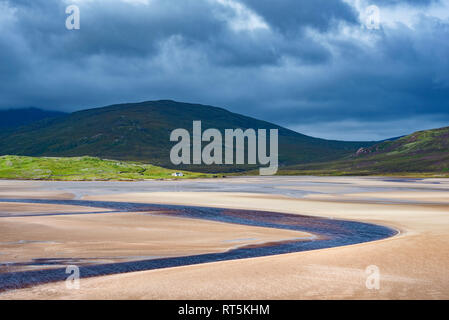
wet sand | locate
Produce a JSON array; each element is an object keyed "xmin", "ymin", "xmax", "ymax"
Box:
[
  {"xmin": 0, "ymin": 202, "xmax": 307, "ymax": 273},
  {"xmin": 1, "ymin": 176, "xmax": 448, "ymax": 299}
]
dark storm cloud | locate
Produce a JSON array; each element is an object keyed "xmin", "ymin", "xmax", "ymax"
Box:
[
  {"xmin": 0, "ymin": 0, "xmax": 448, "ymax": 140},
  {"xmin": 371, "ymin": 0, "xmax": 440, "ymax": 6},
  {"xmin": 241, "ymin": 0, "xmax": 358, "ymax": 34}
]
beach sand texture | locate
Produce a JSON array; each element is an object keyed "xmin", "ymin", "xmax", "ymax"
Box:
[{"xmin": 0, "ymin": 176, "xmax": 448, "ymax": 299}]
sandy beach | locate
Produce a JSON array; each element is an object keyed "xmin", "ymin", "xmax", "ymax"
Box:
[
  {"xmin": 0, "ymin": 202, "xmax": 306, "ymax": 273},
  {"xmin": 0, "ymin": 176, "xmax": 448, "ymax": 299}
]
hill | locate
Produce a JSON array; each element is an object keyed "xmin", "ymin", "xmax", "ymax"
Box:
[
  {"xmin": 0, "ymin": 108, "xmax": 66, "ymax": 131},
  {"xmin": 0, "ymin": 100, "xmax": 374, "ymax": 173},
  {"xmin": 0, "ymin": 155, "xmax": 211, "ymax": 181},
  {"xmin": 279, "ymin": 126, "xmax": 449, "ymax": 177}
]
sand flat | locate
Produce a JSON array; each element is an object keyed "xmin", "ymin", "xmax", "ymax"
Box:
[
  {"xmin": 1, "ymin": 177, "xmax": 448, "ymax": 299},
  {"xmin": 0, "ymin": 202, "xmax": 110, "ymax": 216},
  {"xmin": 0, "ymin": 200, "xmax": 308, "ymax": 273},
  {"xmin": 305, "ymin": 191, "xmax": 449, "ymax": 204}
]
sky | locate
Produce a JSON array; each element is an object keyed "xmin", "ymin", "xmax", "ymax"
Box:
[{"xmin": 0, "ymin": 0, "xmax": 448, "ymax": 141}]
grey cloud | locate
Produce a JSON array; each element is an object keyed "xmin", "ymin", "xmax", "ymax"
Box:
[
  {"xmin": 241, "ymin": 0, "xmax": 359, "ymax": 34},
  {"xmin": 0, "ymin": 0, "xmax": 448, "ymax": 140},
  {"xmin": 371, "ymin": 0, "xmax": 440, "ymax": 6}
]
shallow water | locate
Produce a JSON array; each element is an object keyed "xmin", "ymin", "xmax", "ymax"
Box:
[
  {"xmin": 19, "ymin": 176, "xmax": 449, "ymax": 201},
  {"xmin": 0, "ymin": 198, "xmax": 397, "ymax": 292}
]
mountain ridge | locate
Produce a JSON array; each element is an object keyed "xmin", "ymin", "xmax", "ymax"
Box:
[
  {"xmin": 0, "ymin": 107, "xmax": 67, "ymax": 131},
  {"xmin": 0, "ymin": 100, "xmax": 374, "ymax": 172}
]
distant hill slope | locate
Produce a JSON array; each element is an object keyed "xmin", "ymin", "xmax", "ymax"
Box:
[
  {"xmin": 0, "ymin": 108, "xmax": 66, "ymax": 130},
  {"xmin": 0, "ymin": 100, "xmax": 374, "ymax": 172},
  {"xmin": 281, "ymin": 126, "xmax": 449, "ymax": 176}
]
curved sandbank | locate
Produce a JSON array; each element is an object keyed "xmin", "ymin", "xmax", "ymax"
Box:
[
  {"xmin": 1, "ymin": 177, "xmax": 448, "ymax": 299},
  {"xmin": 0, "ymin": 198, "xmax": 396, "ymax": 292}
]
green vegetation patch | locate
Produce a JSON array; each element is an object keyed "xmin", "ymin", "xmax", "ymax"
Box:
[{"xmin": 0, "ymin": 155, "xmax": 213, "ymax": 181}]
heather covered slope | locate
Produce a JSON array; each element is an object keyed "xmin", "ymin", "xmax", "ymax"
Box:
[
  {"xmin": 0, "ymin": 100, "xmax": 373, "ymax": 172},
  {"xmin": 280, "ymin": 126, "xmax": 449, "ymax": 176}
]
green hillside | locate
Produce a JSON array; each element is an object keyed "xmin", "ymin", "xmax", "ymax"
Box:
[
  {"xmin": 0, "ymin": 156, "xmax": 211, "ymax": 181},
  {"xmin": 0, "ymin": 100, "xmax": 374, "ymax": 173},
  {"xmin": 279, "ymin": 126, "xmax": 449, "ymax": 177}
]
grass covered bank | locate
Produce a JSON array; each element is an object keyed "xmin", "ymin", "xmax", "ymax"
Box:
[{"xmin": 0, "ymin": 155, "xmax": 213, "ymax": 181}]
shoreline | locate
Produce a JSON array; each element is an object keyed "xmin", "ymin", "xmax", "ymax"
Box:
[{"xmin": 2, "ymin": 172, "xmax": 449, "ymax": 182}]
